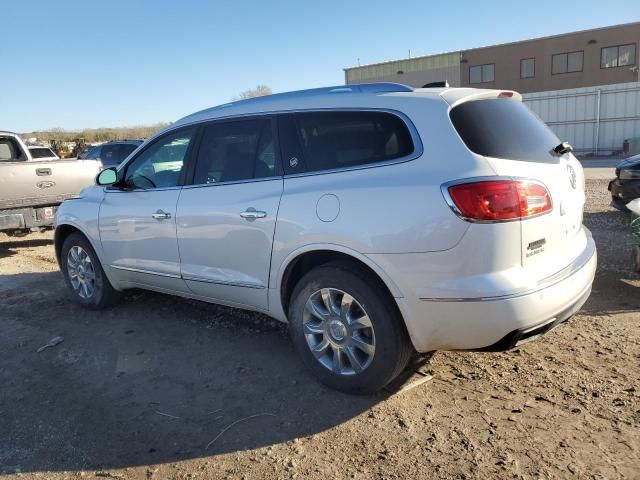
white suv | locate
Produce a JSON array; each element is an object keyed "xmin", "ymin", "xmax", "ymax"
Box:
[{"xmin": 54, "ymin": 83, "xmax": 597, "ymax": 393}]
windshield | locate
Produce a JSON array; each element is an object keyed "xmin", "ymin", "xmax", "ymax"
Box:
[{"xmin": 450, "ymin": 99, "xmax": 560, "ymax": 162}]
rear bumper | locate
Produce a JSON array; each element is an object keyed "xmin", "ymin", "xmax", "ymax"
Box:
[
  {"xmin": 375, "ymin": 229, "xmax": 597, "ymax": 352},
  {"xmin": 0, "ymin": 206, "xmax": 57, "ymax": 232},
  {"xmin": 474, "ymin": 284, "xmax": 591, "ymax": 351}
]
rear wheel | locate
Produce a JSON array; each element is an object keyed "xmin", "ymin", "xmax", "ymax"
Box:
[
  {"xmin": 60, "ymin": 232, "xmax": 120, "ymax": 309},
  {"xmin": 288, "ymin": 263, "xmax": 412, "ymax": 394}
]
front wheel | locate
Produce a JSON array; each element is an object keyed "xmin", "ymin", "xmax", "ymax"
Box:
[
  {"xmin": 288, "ymin": 263, "xmax": 412, "ymax": 394},
  {"xmin": 60, "ymin": 232, "xmax": 120, "ymax": 309}
]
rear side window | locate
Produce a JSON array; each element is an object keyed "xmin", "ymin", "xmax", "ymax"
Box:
[
  {"xmin": 194, "ymin": 118, "xmax": 277, "ymax": 184},
  {"xmin": 286, "ymin": 111, "xmax": 414, "ymax": 174},
  {"xmin": 450, "ymin": 99, "xmax": 560, "ymax": 162}
]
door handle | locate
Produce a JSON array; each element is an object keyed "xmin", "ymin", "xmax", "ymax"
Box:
[
  {"xmin": 151, "ymin": 210, "xmax": 172, "ymax": 220},
  {"xmin": 240, "ymin": 208, "xmax": 267, "ymax": 220},
  {"xmin": 36, "ymin": 168, "xmax": 52, "ymax": 176}
]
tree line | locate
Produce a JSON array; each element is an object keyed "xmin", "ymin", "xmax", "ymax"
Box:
[
  {"xmin": 24, "ymin": 123, "xmax": 170, "ymax": 144},
  {"xmin": 24, "ymin": 86, "xmax": 273, "ymax": 144}
]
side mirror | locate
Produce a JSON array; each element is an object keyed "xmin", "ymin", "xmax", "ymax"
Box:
[{"xmin": 96, "ymin": 167, "xmax": 118, "ymax": 186}]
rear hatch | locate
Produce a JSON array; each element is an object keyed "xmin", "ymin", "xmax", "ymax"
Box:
[{"xmin": 449, "ymin": 94, "xmax": 587, "ymax": 281}]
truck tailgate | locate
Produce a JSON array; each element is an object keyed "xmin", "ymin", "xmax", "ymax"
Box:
[{"xmin": 0, "ymin": 159, "xmax": 100, "ymax": 209}]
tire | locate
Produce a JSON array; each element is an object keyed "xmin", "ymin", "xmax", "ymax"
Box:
[
  {"xmin": 288, "ymin": 262, "xmax": 412, "ymax": 394},
  {"xmin": 60, "ymin": 232, "xmax": 120, "ymax": 309},
  {"xmin": 632, "ymin": 245, "xmax": 640, "ymax": 273}
]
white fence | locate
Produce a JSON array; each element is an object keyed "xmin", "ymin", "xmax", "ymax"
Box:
[{"xmin": 523, "ymin": 82, "xmax": 640, "ymax": 156}]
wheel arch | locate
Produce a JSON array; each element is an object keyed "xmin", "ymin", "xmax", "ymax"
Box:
[
  {"xmin": 276, "ymin": 245, "xmax": 404, "ymax": 320},
  {"xmin": 54, "ymin": 222, "xmax": 102, "ymax": 269}
]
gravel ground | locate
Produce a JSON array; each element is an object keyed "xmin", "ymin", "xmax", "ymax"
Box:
[{"xmin": 0, "ymin": 178, "xmax": 638, "ymax": 479}]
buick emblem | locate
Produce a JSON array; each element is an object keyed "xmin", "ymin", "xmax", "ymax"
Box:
[
  {"xmin": 566, "ymin": 164, "xmax": 577, "ymax": 189},
  {"xmin": 289, "ymin": 157, "xmax": 299, "ymax": 168}
]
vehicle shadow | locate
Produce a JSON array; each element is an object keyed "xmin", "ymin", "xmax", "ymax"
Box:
[
  {"xmin": 0, "ymin": 235, "xmax": 54, "ymax": 259},
  {"xmin": 0, "ymin": 275, "xmax": 385, "ymax": 473}
]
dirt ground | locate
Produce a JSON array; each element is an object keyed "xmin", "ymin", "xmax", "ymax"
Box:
[{"xmin": 0, "ymin": 178, "xmax": 638, "ymax": 480}]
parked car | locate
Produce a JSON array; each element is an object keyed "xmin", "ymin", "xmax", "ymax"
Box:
[
  {"xmin": 54, "ymin": 83, "xmax": 597, "ymax": 393},
  {"xmin": 609, "ymin": 153, "xmax": 640, "ymax": 211},
  {"xmin": 0, "ymin": 131, "xmax": 101, "ymax": 236},
  {"xmin": 28, "ymin": 146, "xmax": 60, "ymax": 161},
  {"xmin": 79, "ymin": 140, "xmax": 142, "ymax": 169}
]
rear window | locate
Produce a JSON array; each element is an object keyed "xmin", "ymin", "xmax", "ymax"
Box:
[
  {"xmin": 289, "ymin": 111, "xmax": 414, "ymax": 173},
  {"xmin": 29, "ymin": 148, "xmax": 56, "ymax": 159},
  {"xmin": 450, "ymin": 99, "xmax": 560, "ymax": 162}
]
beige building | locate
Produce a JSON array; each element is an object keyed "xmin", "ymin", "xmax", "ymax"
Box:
[
  {"xmin": 344, "ymin": 22, "xmax": 640, "ymax": 93},
  {"xmin": 344, "ymin": 51, "xmax": 461, "ymax": 87}
]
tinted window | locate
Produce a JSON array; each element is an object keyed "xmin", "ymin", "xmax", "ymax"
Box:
[
  {"xmin": 450, "ymin": 99, "xmax": 560, "ymax": 162},
  {"xmin": 194, "ymin": 118, "xmax": 276, "ymax": 184},
  {"xmin": 291, "ymin": 111, "xmax": 413, "ymax": 173},
  {"xmin": 29, "ymin": 148, "xmax": 57, "ymax": 159},
  {"xmin": 124, "ymin": 128, "xmax": 195, "ymax": 189},
  {"xmin": 82, "ymin": 146, "xmax": 101, "ymax": 160},
  {"xmin": 101, "ymin": 143, "xmax": 138, "ymax": 167}
]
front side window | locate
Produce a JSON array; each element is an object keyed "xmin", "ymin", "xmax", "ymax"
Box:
[
  {"xmin": 290, "ymin": 111, "xmax": 414, "ymax": 173},
  {"xmin": 469, "ymin": 64, "xmax": 495, "ymax": 84},
  {"xmin": 520, "ymin": 58, "xmax": 535, "ymax": 78},
  {"xmin": 124, "ymin": 128, "xmax": 195, "ymax": 189},
  {"xmin": 601, "ymin": 44, "xmax": 636, "ymax": 68},
  {"xmin": 552, "ymin": 51, "xmax": 583, "ymax": 74},
  {"xmin": 193, "ymin": 118, "xmax": 276, "ymax": 184}
]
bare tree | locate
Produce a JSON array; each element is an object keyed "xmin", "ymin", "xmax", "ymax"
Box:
[{"xmin": 236, "ymin": 85, "xmax": 272, "ymax": 100}]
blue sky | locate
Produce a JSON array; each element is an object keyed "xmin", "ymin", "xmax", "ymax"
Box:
[{"xmin": 1, "ymin": 0, "xmax": 637, "ymax": 132}]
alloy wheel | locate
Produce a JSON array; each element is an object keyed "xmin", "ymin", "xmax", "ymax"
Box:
[
  {"xmin": 66, "ymin": 246, "xmax": 96, "ymax": 299},
  {"xmin": 302, "ymin": 288, "xmax": 376, "ymax": 375}
]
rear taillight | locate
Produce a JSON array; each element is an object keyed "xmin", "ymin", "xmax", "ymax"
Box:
[{"xmin": 444, "ymin": 179, "xmax": 552, "ymax": 222}]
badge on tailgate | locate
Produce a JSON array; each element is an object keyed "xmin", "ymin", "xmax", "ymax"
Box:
[{"xmin": 526, "ymin": 238, "xmax": 546, "ymax": 257}]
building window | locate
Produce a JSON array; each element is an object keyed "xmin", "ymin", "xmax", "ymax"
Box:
[
  {"xmin": 601, "ymin": 44, "xmax": 636, "ymax": 68},
  {"xmin": 551, "ymin": 51, "xmax": 583, "ymax": 74},
  {"xmin": 469, "ymin": 63, "xmax": 495, "ymax": 84},
  {"xmin": 520, "ymin": 58, "xmax": 535, "ymax": 78}
]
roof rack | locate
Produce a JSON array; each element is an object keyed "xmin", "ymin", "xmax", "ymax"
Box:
[{"xmin": 180, "ymin": 83, "xmax": 414, "ymax": 121}]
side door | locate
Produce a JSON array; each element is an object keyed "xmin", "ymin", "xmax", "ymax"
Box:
[
  {"xmin": 176, "ymin": 117, "xmax": 283, "ymax": 310},
  {"xmin": 98, "ymin": 127, "xmax": 198, "ymax": 293}
]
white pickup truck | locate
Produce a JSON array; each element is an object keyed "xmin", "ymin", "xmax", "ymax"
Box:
[{"xmin": 0, "ymin": 131, "xmax": 101, "ymax": 236}]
